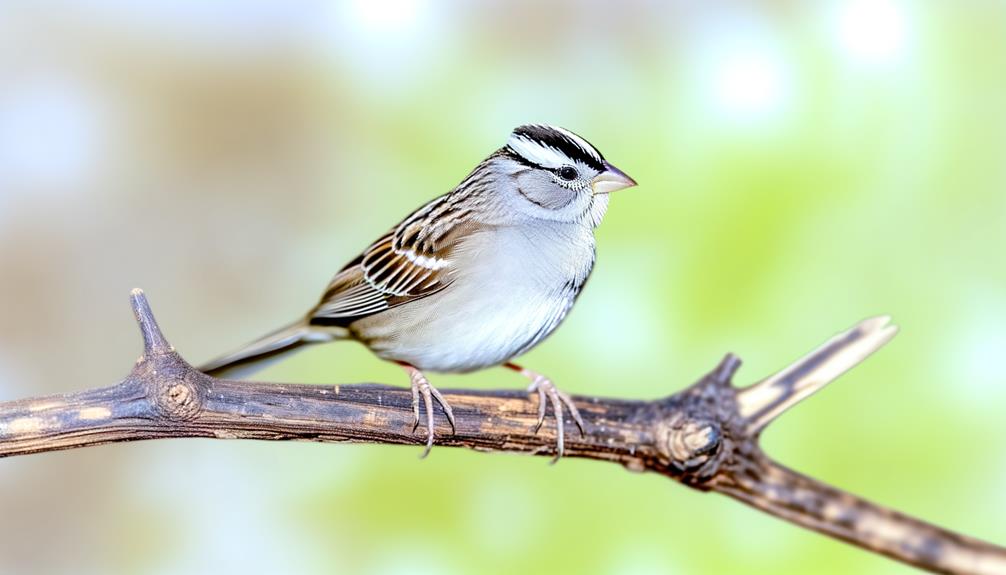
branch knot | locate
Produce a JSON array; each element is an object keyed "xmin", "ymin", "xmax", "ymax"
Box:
[
  {"xmin": 151, "ymin": 374, "xmax": 203, "ymax": 421},
  {"xmin": 665, "ymin": 418, "xmax": 721, "ymax": 465},
  {"xmin": 655, "ymin": 413, "xmax": 725, "ymax": 484}
]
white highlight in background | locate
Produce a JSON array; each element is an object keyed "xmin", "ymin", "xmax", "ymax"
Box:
[
  {"xmin": 946, "ymin": 293, "xmax": 1006, "ymax": 402},
  {"xmin": 0, "ymin": 74, "xmax": 107, "ymax": 193},
  {"xmin": 711, "ymin": 45, "xmax": 791, "ymax": 122},
  {"xmin": 346, "ymin": 0, "xmax": 425, "ymax": 34},
  {"xmin": 833, "ymin": 0, "xmax": 909, "ymax": 65},
  {"xmin": 321, "ymin": 0, "xmax": 444, "ymax": 93},
  {"xmin": 690, "ymin": 16, "xmax": 795, "ymax": 126}
]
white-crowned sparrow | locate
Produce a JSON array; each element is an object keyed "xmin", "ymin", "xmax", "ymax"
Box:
[{"xmin": 201, "ymin": 124, "xmax": 636, "ymax": 459}]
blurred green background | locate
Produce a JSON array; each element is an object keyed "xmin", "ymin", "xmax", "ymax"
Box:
[{"xmin": 1, "ymin": 1, "xmax": 1004, "ymax": 573}]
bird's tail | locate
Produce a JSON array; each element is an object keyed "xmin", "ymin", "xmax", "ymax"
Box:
[{"xmin": 199, "ymin": 320, "xmax": 340, "ymax": 379}]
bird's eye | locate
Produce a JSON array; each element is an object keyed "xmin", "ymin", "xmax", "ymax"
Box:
[{"xmin": 557, "ymin": 166, "xmax": 578, "ymax": 181}]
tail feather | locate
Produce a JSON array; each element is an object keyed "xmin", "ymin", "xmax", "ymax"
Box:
[{"xmin": 200, "ymin": 320, "xmax": 333, "ymax": 379}]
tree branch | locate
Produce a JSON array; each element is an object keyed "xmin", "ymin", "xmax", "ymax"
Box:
[{"xmin": 0, "ymin": 290, "xmax": 1003, "ymax": 574}]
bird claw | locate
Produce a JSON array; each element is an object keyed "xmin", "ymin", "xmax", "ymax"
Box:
[
  {"xmin": 405, "ymin": 367, "xmax": 455, "ymax": 458},
  {"xmin": 525, "ymin": 374, "xmax": 585, "ymax": 463}
]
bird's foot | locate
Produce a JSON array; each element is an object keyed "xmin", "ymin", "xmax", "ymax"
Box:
[
  {"xmin": 505, "ymin": 363, "xmax": 584, "ymax": 463},
  {"xmin": 399, "ymin": 363, "xmax": 455, "ymax": 458}
]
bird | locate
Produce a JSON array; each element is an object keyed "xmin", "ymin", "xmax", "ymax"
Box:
[{"xmin": 200, "ymin": 124, "xmax": 636, "ymax": 459}]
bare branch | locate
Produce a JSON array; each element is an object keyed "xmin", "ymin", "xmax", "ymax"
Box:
[
  {"xmin": 715, "ymin": 454, "xmax": 1006, "ymax": 575},
  {"xmin": 735, "ymin": 316, "xmax": 899, "ymax": 435},
  {"xmin": 0, "ymin": 290, "xmax": 1001, "ymax": 574},
  {"xmin": 130, "ymin": 288, "xmax": 172, "ymax": 354}
]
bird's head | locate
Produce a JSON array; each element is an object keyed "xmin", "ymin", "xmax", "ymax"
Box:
[{"xmin": 492, "ymin": 124, "xmax": 636, "ymax": 226}]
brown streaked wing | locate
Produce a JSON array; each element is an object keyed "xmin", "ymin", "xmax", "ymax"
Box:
[{"xmin": 309, "ymin": 217, "xmax": 458, "ymax": 326}]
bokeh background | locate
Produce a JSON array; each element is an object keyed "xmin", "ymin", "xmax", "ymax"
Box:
[{"xmin": 1, "ymin": 1, "xmax": 1004, "ymax": 573}]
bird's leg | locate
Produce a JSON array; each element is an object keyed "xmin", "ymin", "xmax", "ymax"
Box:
[
  {"xmin": 504, "ymin": 362, "xmax": 585, "ymax": 463},
  {"xmin": 396, "ymin": 362, "xmax": 455, "ymax": 458}
]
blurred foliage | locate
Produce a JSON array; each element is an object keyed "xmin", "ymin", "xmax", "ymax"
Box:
[{"xmin": 0, "ymin": 1, "xmax": 1004, "ymax": 574}]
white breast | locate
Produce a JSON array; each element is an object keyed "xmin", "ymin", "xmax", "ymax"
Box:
[{"xmin": 355, "ymin": 223, "xmax": 595, "ymax": 372}]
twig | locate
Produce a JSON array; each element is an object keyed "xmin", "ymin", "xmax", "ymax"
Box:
[{"xmin": 0, "ymin": 290, "xmax": 1002, "ymax": 574}]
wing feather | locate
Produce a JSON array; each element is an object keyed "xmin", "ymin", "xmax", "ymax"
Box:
[{"xmin": 309, "ymin": 196, "xmax": 465, "ymax": 326}]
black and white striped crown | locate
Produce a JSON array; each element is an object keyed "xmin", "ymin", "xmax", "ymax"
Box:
[{"xmin": 506, "ymin": 124, "xmax": 605, "ymax": 172}]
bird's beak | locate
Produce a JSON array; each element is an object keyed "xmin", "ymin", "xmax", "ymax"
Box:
[{"xmin": 591, "ymin": 161, "xmax": 637, "ymax": 194}]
